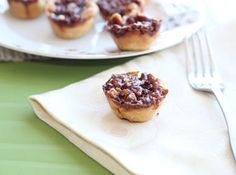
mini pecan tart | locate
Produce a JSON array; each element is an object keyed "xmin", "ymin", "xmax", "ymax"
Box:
[
  {"xmin": 8, "ymin": 0, "xmax": 44, "ymax": 19},
  {"xmin": 107, "ymin": 13, "xmax": 161, "ymax": 51},
  {"xmin": 46, "ymin": 0, "xmax": 98, "ymax": 39},
  {"xmin": 103, "ymin": 72, "xmax": 168, "ymax": 122},
  {"xmin": 97, "ymin": 0, "xmax": 145, "ymax": 20}
]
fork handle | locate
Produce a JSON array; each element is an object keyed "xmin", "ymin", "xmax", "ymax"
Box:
[{"xmin": 212, "ymin": 86, "xmax": 236, "ymax": 160}]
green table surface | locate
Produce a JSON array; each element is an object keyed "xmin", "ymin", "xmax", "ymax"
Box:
[{"xmin": 0, "ymin": 58, "xmax": 133, "ymax": 175}]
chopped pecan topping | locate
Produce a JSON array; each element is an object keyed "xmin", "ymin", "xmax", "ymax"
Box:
[
  {"xmin": 107, "ymin": 14, "xmax": 161, "ymax": 37},
  {"xmin": 97, "ymin": 0, "xmax": 142, "ymax": 19},
  {"xmin": 47, "ymin": 0, "xmax": 87, "ymax": 25},
  {"xmin": 8, "ymin": 0, "xmax": 37, "ymax": 4},
  {"xmin": 103, "ymin": 72, "xmax": 168, "ymax": 108}
]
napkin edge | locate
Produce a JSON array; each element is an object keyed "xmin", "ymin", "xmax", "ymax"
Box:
[{"xmin": 28, "ymin": 96, "xmax": 133, "ymax": 175}]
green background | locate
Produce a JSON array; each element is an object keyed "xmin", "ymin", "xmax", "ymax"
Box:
[{"xmin": 0, "ymin": 58, "xmax": 132, "ymax": 175}]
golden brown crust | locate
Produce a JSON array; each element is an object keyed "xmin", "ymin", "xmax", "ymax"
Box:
[
  {"xmin": 8, "ymin": 0, "xmax": 44, "ymax": 19},
  {"xmin": 46, "ymin": 0, "xmax": 98, "ymax": 39},
  {"xmin": 48, "ymin": 16, "xmax": 95, "ymax": 39},
  {"xmin": 106, "ymin": 97, "xmax": 164, "ymax": 122},
  {"xmin": 111, "ymin": 31, "xmax": 158, "ymax": 51}
]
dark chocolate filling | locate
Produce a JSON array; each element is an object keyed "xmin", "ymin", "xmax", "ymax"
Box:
[
  {"xmin": 107, "ymin": 15, "xmax": 161, "ymax": 37},
  {"xmin": 103, "ymin": 72, "xmax": 168, "ymax": 109},
  {"xmin": 97, "ymin": 0, "xmax": 141, "ymax": 18},
  {"xmin": 48, "ymin": 0, "xmax": 86, "ymax": 26}
]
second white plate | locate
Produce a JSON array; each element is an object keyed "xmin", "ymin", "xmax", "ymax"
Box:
[{"xmin": 0, "ymin": 0, "xmax": 203, "ymax": 59}]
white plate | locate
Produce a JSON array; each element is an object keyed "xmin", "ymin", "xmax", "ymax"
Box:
[{"xmin": 0, "ymin": 0, "xmax": 203, "ymax": 59}]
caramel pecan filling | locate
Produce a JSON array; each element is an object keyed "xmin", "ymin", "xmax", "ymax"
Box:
[
  {"xmin": 97, "ymin": 0, "xmax": 142, "ymax": 18},
  {"xmin": 8, "ymin": 0, "xmax": 37, "ymax": 4},
  {"xmin": 107, "ymin": 15, "xmax": 161, "ymax": 37},
  {"xmin": 48, "ymin": 0, "xmax": 87, "ymax": 25},
  {"xmin": 103, "ymin": 72, "xmax": 168, "ymax": 108}
]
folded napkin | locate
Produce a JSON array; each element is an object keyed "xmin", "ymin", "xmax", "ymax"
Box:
[{"xmin": 29, "ymin": 23, "xmax": 236, "ymax": 174}]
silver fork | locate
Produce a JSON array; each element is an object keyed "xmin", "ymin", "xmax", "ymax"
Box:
[{"xmin": 185, "ymin": 30, "xmax": 236, "ymax": 160}]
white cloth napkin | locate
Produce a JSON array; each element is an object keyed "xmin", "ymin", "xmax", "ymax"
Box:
[{"xmin": 29, "ymin": 21, "xmax": 236, "ymax": 175}]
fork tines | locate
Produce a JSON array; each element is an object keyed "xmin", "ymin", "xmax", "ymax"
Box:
[
  {"xmin": 185, "ymin": 30, "xmax": 216, "ymax": 77},
  {"xmin": 184, "ymin": 30, "xmax": 223, "ymax": 91}
]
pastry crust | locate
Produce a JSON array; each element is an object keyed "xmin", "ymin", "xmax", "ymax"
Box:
[
  {"xmin": 103, "ymin": 72, "xmax": 168, "ymax": 122},
  {"xmin": 46, "ymin": 0, "xmax": 98, "ymax": 39},
  {"xmin": 48, "ymin": 15, "xmax": 95, "ymax": 39},
  {"xmin": 111, "ymin": 31, "xmax": 158, "ymax": 51},
  {"xmin": 107, "ymin": 13, "xmax": 161, "ymax": 51},
  {"xmin": 106, "ymin": 96, "xmax": 164, "ymax": 122},
  {"xmin": 8, "ymin": 0, "xmax": 44, "ymax": 19}
]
